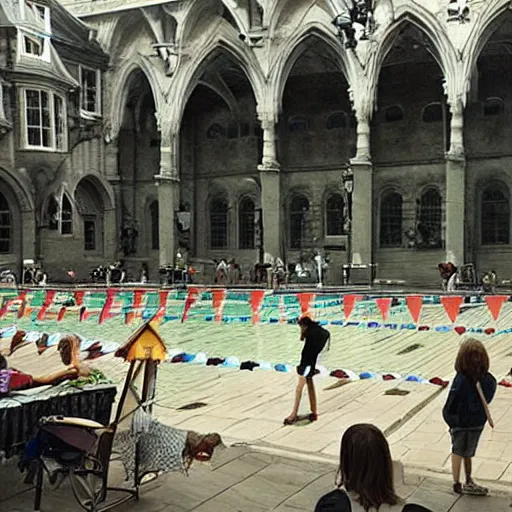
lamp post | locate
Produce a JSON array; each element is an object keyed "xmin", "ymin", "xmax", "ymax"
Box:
[{"xmin": 342, "ymin": 166, "xmax": 354, "ymax": 285}]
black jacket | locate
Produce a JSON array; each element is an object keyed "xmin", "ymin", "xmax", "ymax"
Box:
[{"xmin": 442, "ymin": 372, "xmax": 496, "ymax": 430}]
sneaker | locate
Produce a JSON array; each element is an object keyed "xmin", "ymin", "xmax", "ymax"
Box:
[
  {"xmin": 463, "ymin": 481, "xmax": 488, "ymax": 496},
  {"xmin": 453, "ymin": 482, "xmax": 462, "ymax": 494}
]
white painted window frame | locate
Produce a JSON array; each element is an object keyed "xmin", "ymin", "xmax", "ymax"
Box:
[
  {"xmin": 17, "ymin": 28, "xmax": 51, "ymax": 63},
  {"xmin": 20, "ymin": 87, "xmax": 67, "ymax": 152},
  {"xmin": 20, "ymin": 1, "xmax": 52, "ymax": 34},
  {"xmin": 78, "ymin": 65, "xmax": 102, "ymax": 117}
]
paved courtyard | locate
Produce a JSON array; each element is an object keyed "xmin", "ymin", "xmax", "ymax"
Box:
[{"xmin": 1, "ymin": 444, "xmax": 511, "ymax": 511}]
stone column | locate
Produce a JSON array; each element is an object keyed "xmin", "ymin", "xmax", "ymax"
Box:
[
  {"xmin": 445, "ymin": 100, "xmax": 466, "ymax": 266},
  {"xmin": 155, "ymin": 141, "xmax": 179, "ymax": 267},
  {"xmin": 350, "ymin": 114, "xmax": 373, "ymax": 265},
  {"xmin": 104, "ymin": 142, "xmax": 122, "ymax": 257},
  {"xmin": 257, "ymin": 114, "xmax": 282, "ymax": 259}
]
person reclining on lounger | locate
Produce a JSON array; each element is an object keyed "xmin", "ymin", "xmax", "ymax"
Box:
[{"xmin": 0, "ymin": 354, "xmax": 79, "ymax": 392}]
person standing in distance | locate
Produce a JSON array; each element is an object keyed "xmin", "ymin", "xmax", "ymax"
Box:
[{"xmin": 284, "ymin": 315, "xmax": 330, "ymax": 425}]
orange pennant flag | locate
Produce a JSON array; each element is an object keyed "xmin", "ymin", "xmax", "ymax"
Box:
[
  {"xmin": 344, "ymin": 294, "xmax": 363, "ymax": 320},
  {"xmin": 298, "ymin": 293, "xmax": 314, "ymax": 314},
  {"xmin": 406, "ymin": 296, "xmax": 423, "ymax": 324},
  {"xmin": 250, "ymin": 290, "xmax": 265, "ymax": 324},
  {"xmin": 441, "ymin": 296, "xmax": 463, "ymax": 324},
  {"xmin": 485, "ymin": 295, "xmax": 508, "ymax": 322},
  {"xmin": 212, "ymin": 289, "xmax": 226, "ymax": 322},
  {"xmin": 376, "ymin": 297, "xmax": 392, "ymax": 322}
]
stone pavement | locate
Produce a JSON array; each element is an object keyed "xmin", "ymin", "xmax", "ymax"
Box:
[
  {"xmin": 1, "ymin": 444, "xmax": 511, "ymax": 511},
  {"xmin": 152, "ymin": 363, "xmax": 512, "ymax": 487}
]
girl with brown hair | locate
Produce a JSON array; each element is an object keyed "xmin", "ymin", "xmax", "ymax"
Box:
[
  {"xmin": 315, "ymin": 424, "xmax": 430, "ymax": 511},
  {"xmin": 443, "ymin": 338, "xmax": 496, "ymax": 496}
]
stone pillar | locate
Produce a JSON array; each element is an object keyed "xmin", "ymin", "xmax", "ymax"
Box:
[
  {"xmin": 350, "ymin": 114, "xmax": 373, "ymax": 265},
  {"xmin": 445, "ymin": 101, "xmax": 466, "ymax": 265},
  {"xmin": 257, "ymin": 114, "xmax": 282, "ymax": 259},
  {"xmin": 155, "ymin": 142, "xmax": 179, "ymax": 267}
]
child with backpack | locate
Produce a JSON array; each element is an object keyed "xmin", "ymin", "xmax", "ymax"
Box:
[{"xmin": 442, "ymin": 338, "xmax": 496, "ymax": 496}]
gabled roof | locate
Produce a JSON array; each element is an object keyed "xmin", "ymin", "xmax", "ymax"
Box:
[{"xmin": 115, "ymin": 320, "xmax": 167, "ymax": 363}]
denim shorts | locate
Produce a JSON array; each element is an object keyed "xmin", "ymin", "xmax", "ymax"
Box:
[{"xmin": 450, "ymin": 428, "xmax": 483, "ymax": 458}]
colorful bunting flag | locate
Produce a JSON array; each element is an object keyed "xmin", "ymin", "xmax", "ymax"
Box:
[
  {"xmin": 212, "ymin": 289, "xmax": 226, "ymax": 322},
  {"xmin": 376, "ymin": 297, "xmax": 392, "ymax": 322},
  {"xmin": 250, "ymin": 290, "xmax": 265, "ymax": 324},
  {"xmin": 344, "ymin": 295, "xmax": 362, "ymax": 320},
  {"xmin": 406, "ymin": 296, "xmax": 423, "ymax": 324},
  {"xmin": 441, "ymin": 296, "xmax": 463, "ymax": 323},
  {"xmin": 485, "ymin": 295, "xmax": 508, "ymax": 321},
  {"xmin": 298, "ymin": 293, "xmax": 314, "ymax": 314}
]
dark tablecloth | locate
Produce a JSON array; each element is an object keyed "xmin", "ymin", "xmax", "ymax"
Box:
[{"xmin": 0, "ymin": 384, "xmax": 117, "ymax": 458}]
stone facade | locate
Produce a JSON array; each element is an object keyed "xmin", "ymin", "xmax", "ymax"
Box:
[{"xmin": 4, "ymin": 0, "xmax": 512, "ymax": 285}]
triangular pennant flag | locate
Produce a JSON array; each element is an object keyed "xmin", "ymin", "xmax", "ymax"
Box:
[
  {"xmin": 181, "ymin": 288, "xmax": 200, "ymax": 323},
  {"xmin": 74, "ymin": 290, "xmax": 85, "ymax": 306},
  {"xmin": 37, "ymin": 290, "xmax": 56, "ymax": 321},
  {"xmin": 485, "ymin": 295, "xmax": 508, "ymax": 322},
  {"xmin": 99, "ymin": 289, "xmax": 116, "ymax": 324},
  {"xmin": 406, "ymin": 296, "xmax": 423, "ymax": 324},
  {"xmin": 250, "ymin": 290, "xmax": 265, "ymax": 324},
  {"xmin": 212, "ymin": 289, "xmax": 227, "ymax": 322},
  {"xmin": 298, "ymin": 293, "xmax": 314, "ymax": 314},
  {"xmin": 376, "ymin": 298, "xmax": 392, "ymax": 322},
  {"xmin": 127, "ymin": 290, "xmax": 145, "ymax": 325},
  {"xmin": 344, "ymin": 295, "xmax": 363, "ymax": 320},
  {"xmin": 57, "ymin": 306, "xmax": 67, "ymax": 322},
  {"xmin": 441, "ymin": 296, "xmax": 463, "ymax": 323},
  {"xmin": 154, "ymin": 290, "xmax": 169, "ymax": 322}
]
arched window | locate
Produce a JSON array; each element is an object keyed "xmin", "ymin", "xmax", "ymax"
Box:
[
  {"xmin": 326, "ymin": 112, "xmax": 346, "ymax": 130},
  {"xmin": 0, "ymin": 192, "xmax": 11, "ymax": 254},
  {"xmin": 384, "ymin": 105, "xmax": 404, "ymax": 123},
  {"xmin": 61, "ymin": 194, "xmax": 73, "ymax": 235},
  {"xmin": 206, "ymin": 123, "xmax": 226, "ymax": 139},
  {"xmin": 150, "ymin": 200, "xmax": 159, "ymax": 250},
  {"xmin": 422, "ymin": 103, "xmax": 443, "ymax": 123},
  {"xmin": 210, "ymin": 197, "xmax": 228, "ymax": 249},
  {"xmin": 46, "ymin": 196, "xmax": 59, "ymax": 230},
  {"xmin": 325, "ymin": 193, "xmax": 344, "ymax": 236},
  {"xmin": 483, "ymin": 97, "xmax": 504, "ymax": 117},
  {"xmin": 418, "ymin": 188, "xmax": 442, "ymax": 247},
  {"xmin": 380, "ymin": 192, "xmax": 403, "ymax": 247},
  {"xmin": 481, "ymin": 185, "xmax": 509, "ymax": 245},
  {"xmin": 239, "ymin": 196, "xmax": 255, "ymax": 249},
  {"xmin": 289, "ymin": 116, "xmax": 308, "ymax": 133},
  {"xmin": 290, "ymin": 195, "xmax": 309, "ymax": 249}
]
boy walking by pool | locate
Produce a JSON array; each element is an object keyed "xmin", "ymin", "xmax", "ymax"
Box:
[
  {"xmin": 284, "ymin": 315, "xmax": 330, "ymax": 425},
  {"xmin": 442, "ymin": 338, "xmax": 496, "ymax": 496}
]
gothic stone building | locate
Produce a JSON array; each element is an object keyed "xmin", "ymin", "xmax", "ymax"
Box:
[{"xmin": 3, "ymin": 0, "xmax": 512, "ymax": 285}]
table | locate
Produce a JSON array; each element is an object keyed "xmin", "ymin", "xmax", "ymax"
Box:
[{"xmin": 0, "ymin": 384, "xmax": 117, "ymax": 458}]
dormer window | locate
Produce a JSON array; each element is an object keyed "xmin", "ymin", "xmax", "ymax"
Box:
[
  {"xmin": 79, "ymin": 66, "xmax": 101, "ymax": 117},
  {"xmin": 23, "ymin": 1, "xmax": 51, "ymax": 34},
  {"xmin": 24, "ymin": 34, "xmax": 43, "ymax": 56}
]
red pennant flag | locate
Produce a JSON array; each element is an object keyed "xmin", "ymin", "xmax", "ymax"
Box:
[
  {"xmin": 485, "ymin": 295, "xmax": 508, "ymax": 322},
  {"xmin": 441, "ymin": 296, "xmax": 463, "ymax": 323},
  {"xmin": 212, "ymin": 289, "xmax": 226, "ymax": 322},
  {"xmin": 376, "ymin": 297, "xmax": 392, "ymax": 322},
  {"xmin": 298, "ymin": 293, "xmax": 314, "ymax": 314},
  {"xmin": 406, "ymin": 296, "xmax": 423, "ymax": 324},
  {"xmin": 99, "ymin": 289, "xmax": 116, "ymax": 324},
  {"xmin": 181, "ymin": 288, "xmax": 200, "ymax": 323},
  {"xmin": 0, "ymin": 291, "xmax": 27, "ymax": 319},
  {"xmin": 344, "ymin": 295, "xmax": 362, "ymax": 320},
  {"xmin": 250, "ymin": 290, "xmax": 265, "ymax": 324},
  {"xmin": 126, "ymin": 290, "xmax": 145, "ymax": 325},
  {"xmin": 74, "ymin": 290, "xmax": 85, "ymax": 306},
  {"xmin": 57, "ymin": 306, "xmax": 67, "ymax": 322},
  {"xmin": 154, "ymin": 290, "xmax": 169, "ymax": 322},
  {"xmin": 37, "ymin": 290, "xmax": 56, "ymax": 321}
]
